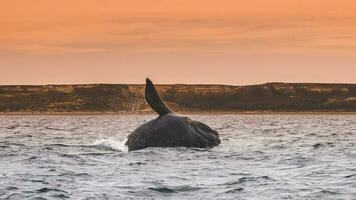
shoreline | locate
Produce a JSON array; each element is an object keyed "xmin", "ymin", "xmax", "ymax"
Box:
[{"xmin": 1, "ymin": 111, "xmax": 356, "ymax": 116}]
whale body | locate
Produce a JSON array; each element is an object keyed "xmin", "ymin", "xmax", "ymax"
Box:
[{"xmin": 125, "ymin": 78, "xmax": 220, "ymax": 151}]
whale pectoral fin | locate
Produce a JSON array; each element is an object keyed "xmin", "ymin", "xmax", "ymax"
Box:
[{"xmin": 145, "ymin": 78, "xmax": 173, "ymax": 116}]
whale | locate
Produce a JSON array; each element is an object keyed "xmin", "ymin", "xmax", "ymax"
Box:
[{"xmin": 125, "ymin": 78, "xmax": 221, "ymax": 151}]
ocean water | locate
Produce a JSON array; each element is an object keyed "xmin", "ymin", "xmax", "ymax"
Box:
[{"xmin": 0, "ymin": 115, "xmax": 355, "ymax": 200}]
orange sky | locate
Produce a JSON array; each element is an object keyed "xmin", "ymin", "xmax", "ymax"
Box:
[{"xmin": 1, "ymin": 0, "xmax": 356, "ymax": 85}]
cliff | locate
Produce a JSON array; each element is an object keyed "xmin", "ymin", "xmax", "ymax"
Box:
[{"xmin": 0, "ymin": 83, "xmax": 355, "ymax": 113}]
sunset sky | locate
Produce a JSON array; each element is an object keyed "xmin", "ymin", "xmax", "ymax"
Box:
[{"xmin": 1, "ymin": 0, "xmax": 356, "ymax": 85}]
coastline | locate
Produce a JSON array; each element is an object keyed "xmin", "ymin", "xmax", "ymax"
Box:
[
  {"xmin": 1, "ymin": 111, "xmax": 356, "ymax": 116},
  {"xmin": 1, "ymin": 83, "xmax": 355, "ymax": 115}
]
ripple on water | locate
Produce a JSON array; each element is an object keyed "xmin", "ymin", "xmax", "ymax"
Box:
[
  {"xmin": 21, "ymin": 179, "xmax": 49, "ymax": 185},
  {"xmin": 148, "ymin": 185, "xmax": 202, "ymax": 194},
  {"xmin": 36, "ymin": 188, "xmax": 67, "ymax": 193},
  {"xmin": 0, "ymin": 115, "xmax": 355, "ymax": 199},
  {"xmin": 5, "ymin": 186, "xmax": 19, "ymax": 191},
  {"xmin": 59, "ymin": 172, "xmax": 92, "ymax": 178},
  {"xmin": 225, "ymin": 187, "xmax": 244, "ymax": 193}
]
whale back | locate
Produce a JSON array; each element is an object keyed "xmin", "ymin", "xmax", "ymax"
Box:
[
  {"xmin": 126, "ymin": 114, "xmax": 220, "ymax": 151},
  {"xmin": 145, "ymin": 78, "xmax": 173, "ymax": 116}
]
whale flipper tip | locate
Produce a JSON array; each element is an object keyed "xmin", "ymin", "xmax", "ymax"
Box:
[
  {"xmin": 146, "ymin": 78, "xmax": 151, "ymax": 84},
  {"xmin": 145, "ymin": 78, "xmax": 172, "ymax": 116}
]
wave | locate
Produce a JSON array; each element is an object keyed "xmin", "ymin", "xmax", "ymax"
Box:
[
  {"xmin": 36, "ymin": 187, "xmax": 67, "ymax": 194},
  {"xmin": 148, "ymin": 185, "xmax": 201, "ymax": 193},
  {"xmin": 45, "ymin": 143, "xmax": 88, "ymax": 148},
  {"xmin": 42, "ymin": 138, "xmax": 129, "ymax": 152},
  {"xmin": 225, "ymin": 188, "xmax": 244, "ymax": 193},
  {"xmin": 92, "ymin": 138, "xmax": 128, "ymax": 152}
]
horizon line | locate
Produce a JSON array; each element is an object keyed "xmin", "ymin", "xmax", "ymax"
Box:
[{"xmin": 1, "ymin": 81, "xmax": 356, "ymax": 87}]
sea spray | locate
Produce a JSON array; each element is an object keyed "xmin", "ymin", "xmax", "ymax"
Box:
[{"xmin": 93, "ymin": 138, "xmax": 128, "ymax": 152}]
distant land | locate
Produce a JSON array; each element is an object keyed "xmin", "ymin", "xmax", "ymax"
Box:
[{"xmin": 0, "ymin": 83, "xmax": 356, "ymax": 114}]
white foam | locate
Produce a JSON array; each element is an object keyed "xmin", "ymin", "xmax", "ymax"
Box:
[{"xmin": 93, "ymin": 138, "xmax": 128, "ymax": 152}]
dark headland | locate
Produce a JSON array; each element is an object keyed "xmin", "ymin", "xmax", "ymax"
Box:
[{"xmin": 0, "ymin": 82, "xmax": 355, "ymax": 114}]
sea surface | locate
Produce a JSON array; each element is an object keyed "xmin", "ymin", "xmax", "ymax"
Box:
[{"xmin": 0, "ymin": 115, "xmax": 355, "ymax": 200}]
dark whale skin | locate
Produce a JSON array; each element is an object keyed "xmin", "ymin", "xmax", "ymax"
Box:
[
  {"xmin": 125, "ymin": 78, "xmax": 220, "ymax": 151},
  {"xmin": 125, "ymin": 113, "xmax": 220, "ymax": 151}
]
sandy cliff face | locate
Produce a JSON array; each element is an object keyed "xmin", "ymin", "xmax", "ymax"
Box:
[{"xmin": 0, "ymin": 83, "xmax": 355, "ymax": 113}]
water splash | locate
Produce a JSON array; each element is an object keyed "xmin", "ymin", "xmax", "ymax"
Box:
[{"xmin": 92, "ymin": 138, "xmax": 128, "ymax": 152}]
